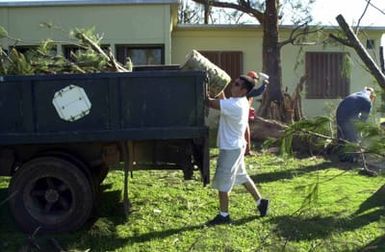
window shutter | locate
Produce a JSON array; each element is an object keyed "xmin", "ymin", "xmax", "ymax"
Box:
[
  {"xmin": 306, "ymin": 52, "xmax": 350, "ymax": 99},
  {"xmin": 199, "ymin": 51, "xmax": 243, "ymax": 81}
]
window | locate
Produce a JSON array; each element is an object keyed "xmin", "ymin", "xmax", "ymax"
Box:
[
  {"xmin": 199, "ymin": 51, "xmax": 243, "ymax": 81},
  {"xmin": 10, "ymin": 45, "xmax": 38, "ymax": 54},
  {"xmin": 366, "ymin": 39, "xmax": 375, "ymax": 49},
  {"xmin": 9, "ymin": 45, "xmax": 57, "ymax": 57},
  {"xmin": 115, "ymin": 45, "xmax": 164, "ymax": 66},
  {"xmin": 305, "ymin": 52, "xmax": 350, "ymax": 99},
  {"xmin": 62, "ymin": 45, "xmax": 81, "ymax": 60}
]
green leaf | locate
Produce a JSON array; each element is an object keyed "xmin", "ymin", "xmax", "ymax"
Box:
[{"xmin": 0, "ymin": 25, "xmax": 8, "ymax": 39}]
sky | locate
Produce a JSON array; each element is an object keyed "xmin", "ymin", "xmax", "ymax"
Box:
[
  {"xmin": 310, "ymin": 0, "xmax": 385, "ymax": 27},
  {"xmin": 182, "ymin": 0, "xmax": 385, "ymax": 27}
]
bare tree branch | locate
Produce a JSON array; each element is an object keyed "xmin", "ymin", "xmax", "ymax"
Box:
[
  {"xmin": 355, "ymin": 0, "xmax": 371, "ymax": 33},
  {"xmin": 279, "ymin": 23, "xmax": 324, "ymax": 48},
  {"xmin": 364, "ymin": 0, "xmax": 385, "ymax": 15},
  {"xmin": 335, "ymin": 14, "xmax": 385, "ymax": 90},
  {"xmin": 74, "ymin": 30, "xmax": 128, "ymax": 72},
  {"xmin": 191, "ymin": 0, "xmax": 265, "ymax": 23}
]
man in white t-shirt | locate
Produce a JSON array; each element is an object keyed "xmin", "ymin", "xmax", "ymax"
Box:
[{"xmin": 206, "ymin": 75, "xmax": 269, "ymax": 225}]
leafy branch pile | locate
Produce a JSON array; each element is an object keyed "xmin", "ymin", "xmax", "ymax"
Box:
[
  {"xmin": 269, "ymin": 115, "xmax": 385, "ymax": 174},
  {"xmin": 0, "ymin": 26, "xmax": 132, "ymax": 75}
]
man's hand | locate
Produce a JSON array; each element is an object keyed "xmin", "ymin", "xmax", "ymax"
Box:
[
  {"xmin": 205, "ymin": 85, "xmax": 211, "ymax": 107},
  {"xmin": 206, "ymin": 97, "xmax": 221, "ymax": 110},
  {"xmin": 214, "ymin": 90, "xmax": 226, "ymax": 100}
]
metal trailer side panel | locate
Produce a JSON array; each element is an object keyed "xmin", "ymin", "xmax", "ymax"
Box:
[{"xmin": 0, "ymin": 70, "xmax": 208, "ymax": 144}]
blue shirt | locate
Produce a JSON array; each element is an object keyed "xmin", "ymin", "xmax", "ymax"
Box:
[
  {"xmin": 246, "ymin": 84, "xmax": 266, "ymax": 98},
  {"xmin": 336, "ymin": 90, "xmax": 372, "ymax": 122}
]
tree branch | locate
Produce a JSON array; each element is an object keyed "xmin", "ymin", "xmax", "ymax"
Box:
[
  {"xmin": 364, "ymin": 0, "xmax": 385, "ymax": 15},
  {"xmin": 74, "ymin": 30, "xmax": 128, "ymax": 72},
  {"xmin": 335, "ymin": 14, "xmax": 385, "ymax": 90},
  {"xmin": 191, "ymin": 0, "xmax": 265, "ymax": 23},
  {"xmin": 328, "ymin": 33, "xmax": 353, "ymax": 47},
  {"xmin": 279, "ymin": 23, "xmax": 323, "ymax": 48},
  {"xmin": 355, "ymin": 0, "xmax": 371, "ymax": 33}
]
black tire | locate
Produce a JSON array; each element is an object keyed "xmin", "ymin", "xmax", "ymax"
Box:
[
  {"xmin": 39, "ymin": 150, "xmax": 108, "ymax": 185},
  {"xmin": 8, "ymin": 157, "xmax": 93, "ymax": 233},
  {"xmin": 36, "ymin": 151, "xmax": 98, "ymax": 201}
]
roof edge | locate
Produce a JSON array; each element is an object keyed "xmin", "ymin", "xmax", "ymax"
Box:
[
  {"xmin": 175, "ymin": 23, "xmax": 385, "ymax": 31},
  {"xmin": 0, "ymin": 0, "xmax": 180, "ymax": 7}
]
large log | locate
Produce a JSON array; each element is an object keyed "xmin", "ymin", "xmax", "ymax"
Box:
[
  {"xmin": 334, "ymin": 14, "xmax": 385, "ymax": 90},
  {"xmin": 250, "ymin": 116, "xmax": 287, "ymax": 141}
]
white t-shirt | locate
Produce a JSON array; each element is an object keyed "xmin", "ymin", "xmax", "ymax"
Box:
[{"xmin": 217, "ymin": 97, "xmax": 249, "ymax": 149}]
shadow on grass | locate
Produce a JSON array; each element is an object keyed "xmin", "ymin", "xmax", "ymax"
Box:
[
  {"xmin": 354, "ymin": 184, "xmax": 385, "ymax": 216},
  {"xmin": 0, "ymin": 188, "xmax": 19, "ymax": 233},
  {"xmin": 272, "ymin": 197, "xmax": 385, "ymax": 242},
  {"xmin": 353, "ymin": 184, "xmax": 385, "ymax": 251},
  {"xmin": 72, "ymin": 183, "xmax": 261, "ymax": 251},
  {"xmin": 359, "ymin": 235, "xmax": 385, "ymax": 252},
  {"xmin": 272, "ymin": 209, "xmax": 384, "ymax": 241},
  {"xmin": 75, "ymin": 214, "xmax": 260, "ymax": 251},
  {"xmin": 88, "ymin": 186, "xmax": 128, "ymax": 225},
  {"xmin": 250, "ymin": 161, "xmax": 334, "ymax": 184},
  {"xmin": 123, "ymin": 215, "xmax": 258, "ymax": 242},
  {"xmin": 4, "ymin": 179, "xmax": 383, "ymax": 251}
]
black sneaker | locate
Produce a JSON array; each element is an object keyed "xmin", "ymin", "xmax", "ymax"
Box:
[
  {"xmin": 206, "ymin": 214, "xmax": 231, "ymax": 226},
  {"xmin": 258, "ymin": 199, "xmax": 269, "ymax": 217}
]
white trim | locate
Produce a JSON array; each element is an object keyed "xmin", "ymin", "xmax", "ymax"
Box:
[{"xmin": 175, "ymin": 23, "xmax": 385, "ymax": 31}]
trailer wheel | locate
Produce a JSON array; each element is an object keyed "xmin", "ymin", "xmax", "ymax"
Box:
[
  {"xmin": 8, "ymin": 157, "xmax": 93, "ymax": 233},
  {"xmin": 36, "ymin": 151, "xmax": 98, "ymax": 201}
]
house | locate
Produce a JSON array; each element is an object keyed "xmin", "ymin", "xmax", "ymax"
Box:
[
  {"xmin": 0, "ymin": 0, "xmax": 180, "ymax": 65},
  {"xmin": 172, "ymin": 24, "xmax": 385, "ymax": 117},
  {"xmin": 0, "ymin": 0, "xmax": 384, "ymax": 117}
]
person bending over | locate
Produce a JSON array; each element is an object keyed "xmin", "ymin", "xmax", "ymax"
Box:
[{"xmin": 336, "ymin": 87, "xmax": 375, "ymax": 162}]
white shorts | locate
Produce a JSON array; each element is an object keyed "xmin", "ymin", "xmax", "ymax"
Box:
[{"xmin": 212, "ymin": 148, "xmax": 252, "ymax": 192}]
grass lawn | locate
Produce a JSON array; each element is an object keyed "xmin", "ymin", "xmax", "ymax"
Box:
[{"xmin": 1, "ymin": 150, "xmax": 385, "ymax": 251}]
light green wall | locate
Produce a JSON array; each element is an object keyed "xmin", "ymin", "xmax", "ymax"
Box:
[
  {"xmin": 0, "ymin": 9, "xmax": 7, "ymax": 32},
  {"xmin": 172, "ymin": 26, "xmax": 384, "ymax": 117},
  {"xmin": 1, "ymin": 4, "xmax": 173, "ymax": 63},
  {"xmin": 280, "ymin": 28, "xmax": 384, "ymax": 117}
]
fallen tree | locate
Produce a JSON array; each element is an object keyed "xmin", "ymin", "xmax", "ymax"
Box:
[
  {"xmin": 329, "ymin": 14, "xmax": 385, "ymax": 90},
  {"xmin": 252, "ymin": 15, "xmax": 385, "ymax": 156},
  {"xmin": 250, "ymin": 75, "xmax": 307, "ymax": 142}
]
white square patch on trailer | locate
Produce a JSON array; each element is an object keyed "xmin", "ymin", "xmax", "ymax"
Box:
[{"xmin": 52, "ymin": 84, "xmax": 92, "ymax": 122}]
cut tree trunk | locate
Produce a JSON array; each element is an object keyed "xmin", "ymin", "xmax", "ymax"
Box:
[
  {"xmin": 256, "ymin": 75, "xmax": 307, "ymax": 123},
  {"xmin": 250, "ymin": 116, "xmax": 287, "ymax": 141}
]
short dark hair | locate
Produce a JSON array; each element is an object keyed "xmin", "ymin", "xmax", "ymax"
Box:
[{"xmin": 239, "ymin": 75, "xmax": 256, "ymax": 93}]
